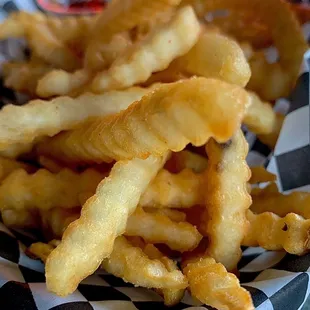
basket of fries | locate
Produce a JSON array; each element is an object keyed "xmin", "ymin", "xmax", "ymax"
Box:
[{"xmin": 0, "ymin": 0, "xmax": 309, "ymax": 309}]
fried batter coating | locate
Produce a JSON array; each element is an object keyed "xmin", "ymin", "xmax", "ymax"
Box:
[
  {"xmin": 243, "ymin": 210, "xmax": 310, "ymax": 255},
  {"xmin": 91, "ymin": 6, "xmax": 200, "ymax": 92},
  {"xmin": 0, "ymin": 87, "xmax": 149, "ymax": 150},
  {"xmin": 0, "ymin": 168, "xmax": 104, "ymax": 212},
  {"xmin": 202, "ymin": 129, "xmax": 252, "ymax": 271},
  {"xmin": 102, "ymin": 236, "xmax": 187, "ymax": 289},
  {"xmin": 84, "ymin": 0, "xmax": 181, "ymax": 69},
  {"xmin": 125, "ymin": 207, "xmax": 202, "ymax": 251},
  {"xmin": 183, "ymin": 256, "xmax": 254, "ymax": 310},
  {"xmin": 140, "ymin": 168, "xmax": 204, "ymax": 208},
  {"xmin": 37, "ymin": 78, "xmax": 249, "ymax": 164},
  {"xmin": 46, "ymin": 155, "xmax": 167, "ymax": 296}
]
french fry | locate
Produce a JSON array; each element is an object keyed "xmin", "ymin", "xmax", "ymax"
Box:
[
  {"xmin": 1, "ymin": 209, "xmax": 38, "ymax": 230},
  {"xmin": 249, "ymin": 166, "xmax": 276, "ymax": 184},
  {"xmin": 0, "ymin": 168, "xmax": 105, "ymax": 212},
  {"xmin": 0, "ymin": 156, "xmax": 35, "ymax": 182},
  {"xmin": 46, "ymin": 154, "xmax": 167, "ymax": 296},
  {"xmin": 3, "ymin": 61, "xmax": 52, "ymax": 96},
  {"xmin": 102, "ymin": 236, "xmax": 187, "ymax": 290},
  {"xmin": 140, "ymin": 168, "xmax": 204, "ymax": 208},
  {"xmin": 251, "ymin": 186, "xmax": 310, "ymax": 219},
  {"xmin": 165, "ymin": 150, "xmax": 208, "ymax": 173},
  {"xmin": 38, "ymin": 156, "xmax": 64, "ymax": 174},
  {"xmin": 143, "ymin": 243, "xmax": 185, "ymax": 306},
  {"xmin": 202, "ymin": 129, "xmax": 252, "ymax": 271},
  {"xmin": 0, "ymin": 87, "xmax": 150, "ymax": 150},
  {"xmin": 183, "ymin": 256, "xmax": 254, "ymax": 310},
  {"xmin": 36, "ymin": 69, "xmax": 93, "ymax": 98},
  {"xmin": 125, "ymin": 207, "xmax": 202, "ymax": 251},
  {"xmin": 243, "ymin": 210, "xmax": 310, "ymax": 255},
  {"xmin": 144, "ymin": 208, "xmax": 186, "ymax": 222},
  {"xmin": 91, "ymin": 6, "xmax": 201, "ymax": 92},
  {"xmin": 37, "ymin": 78, "xmax": 249, "ymax": 164},
  {"xmin": 84, "ymin": 0, "xmax": 181, "ymax": 69},
  {"xmin": 28, "ymin": 241, "xmax": 56, "ymax": 263},
  {"xmin": 0, "ymin": 142, "xmax": 35, "ymax": 159},
  {"xmin": 172, "ymin": 30, "xmax": 251, "ymax": 87}
]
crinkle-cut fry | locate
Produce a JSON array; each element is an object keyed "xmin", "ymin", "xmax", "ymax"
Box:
[
  {"xmin": 0, "ymin": 12, "xmax": 95, "ymax": 42},
  {"xmin": 0, "ymin": 168, "xmax": 104, "ymax": 212},
  {"xmin": 186, "ymin": 0, "xmax": 307, "ymax": 100},
  {"xmin": 28, "ymin": 241, "xmax": 56, "ymax": 263},
  {"xmin": 125, "ymin": 207, "xmax": 202, "ymax": 251},
  {"xmin": 165, "ymin": 150, "xmax": 208, "ymax": 173},
  {"xmin": 250, "ymin": 166, "xmax": 276, "ymax": 184},
  {"xmin": 209, "ymin": 10, "xmax": 272, "ymax": 49},
  {"xmin": 84, "ymin": 0, "xmax": 181, "ymax": 69},
  {"xmin": 46, "ymin": 155, "xmax": 167, "ymax": 296},
  {"xmin": 91, "ymin": 6, "xmax": 200, "ymax": 92},
  {"xmin": 36, "ymin": 69, "xmax": 93, "ymax": 98},
  {"xmin": 183, "ymin": 256, "xmax": 254, "ymax": 310},
  {"xmin": 0, "ymin": 156, "xmax": 35, "ymax": 182},
  {"xmin": 102, "ymin": 236, "xmax": 187, "ymax": 290},
  {"xmin": 40, "ymin": 207, "xmax": 81, "ymax": 241},
  {"xmin": 3, "ymin": 61, "xmax": 52, "ymax": 95},
  {"xmin": 143, "ymin": 243, "xmax": 185, "ymax": 306},
  {"xmin": 0, "ymin": 87, "xmax": 150, "ymax": 150},
  {"xmin": 202, "ymin": 129, "xmax": 252, "ymax": 271},
  {"xmin": 26, "ymin": 22, "xmax": 81, "ymax": 71},
  {"xmin": 37, "ymin": 77, "xmax": 249, "ymax": 164},
  {"xmin": 251, "ymin": 186, "xmax": 310, "ymax": 219},
  {"xmin": 140, "ymin": 169, "xmax": 204, "ymax": 208},
  {"xmin": 0, "ymin": 142, "xmax": 34, "ymax": 159},
  {"xmin": 172, "ymin": 30, "xmax": 251, "ymax": 87},
  {"xmin": 85, "ymin": 32, "xmax": 133, "ymax": 72},
  {"xmin": 38, "ymin": 156, "xmax": 64, "ymax": 174},
  {"xmin": 144, "ymin": 208, "xmax": 186, "ymax": 222},
  {"xmin": 1, "ymin": 209, "xmax": 38, "ymax": 229},
  {"xmin": 257, "ymin": 114, "xmax": 285, "ymax": 149},
  {"xmin": 243, "ymin": 210, "xmax": 310, "ymax": 255}
]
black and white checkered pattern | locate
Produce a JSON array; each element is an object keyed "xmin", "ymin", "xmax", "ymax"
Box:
[{"xmin": 0, "ymin": 1, "xmax": 310, "ymax": 309}]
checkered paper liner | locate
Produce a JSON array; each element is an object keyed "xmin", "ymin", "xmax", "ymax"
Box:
[{"xmin": 1, "ymin": 1, "xmax": 310, "ymax": 310}]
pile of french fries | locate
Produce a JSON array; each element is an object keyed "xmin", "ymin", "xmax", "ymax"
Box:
[{"xmin": 0, "ymin": 0, "xmax": 309, "ymax": 309}]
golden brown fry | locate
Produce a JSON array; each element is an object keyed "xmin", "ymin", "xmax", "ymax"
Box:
[
  {"xmin": 102, "ymin": 236, "xmax": 187, "ymax": 290},
  {"xmin": 36, "ymin": 69, "xmax": 92, "ymax": 98},
  {"xmin": 140, "ymin": 168, "xmax": 204, "ymax": 208},
  {"xmin": 3, "ymin": 61, "xmax": 52, "ymax": 96},
  {"xmin": 172, "ymin": 30, "xmax": 251, "ymax": 87},
  {"xmin": 251, "ymin": 186, "xmax": 310, "ymax": 219},
  {"xmin": 37, "ymin": 78, "xmax": 249, "ymax": 164},
  {"xmin": 40, "ymin": 207, "xmax": 81, "ymax": 241},
  {"xmin": 0, "ymin": 87, "xmax": 150, "ymax": 150},
  {"xmin": 91, "ymin": 6, "xmax": 201, "ymax": 92},
  {"xmin": 185, "ymin": 0, "xmax": 308, "ymax": 100},
  {"xmin": 1, "ymin": 209, "xmax": 38, "ymax": 230},
  {"xmin": 243, "ymin": 210, "xmax": 310, "ymax": 255},
  {"xmin": 0, "ymin": 168, "xmax": 104, "ymax": 212},
  {"xmin": 143, "ymin": 243, "xmax": 185, "ymax": 306},
  {"xmin": 125, "ymin": 207, "xmax": 202, "ymax": 251},
  {"xmin": 26, "ymin": 22, "xmax": 81, "ymax": 71},
  {"xmin": 202, "ymin": 129, "xmax": 251, "ymax": 270},
  {"xmin": 28, "ymin": 241, "xmax": 56, "ymax": 263},
  {"xmin": 0, "ymin": 156, "xmax": 34, "ymax": 183},
  {"xmin": 165, "ymin": 150, "xmax": 208, "ymax": 173},
  {"xmin": 250, "ymin": 166, "xmax": 276, "ymax": 184},
  {"xmin": 144, "ymin": 208, "xmax": 186, "ymax": 222},
  {"xmin": 38, "ymin": 156, "xmax": 64, "ymax": 174},
  {"xmin": 183, "ymin": 256, "xmax": 254, "ymax": 310},
  {"xmin": 84, "ymin": 0, "xmax": 181, "ymax": 69},
  {"xmin": 46, "ymin": 155, "xmax": 167, "ymax": 296}
]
